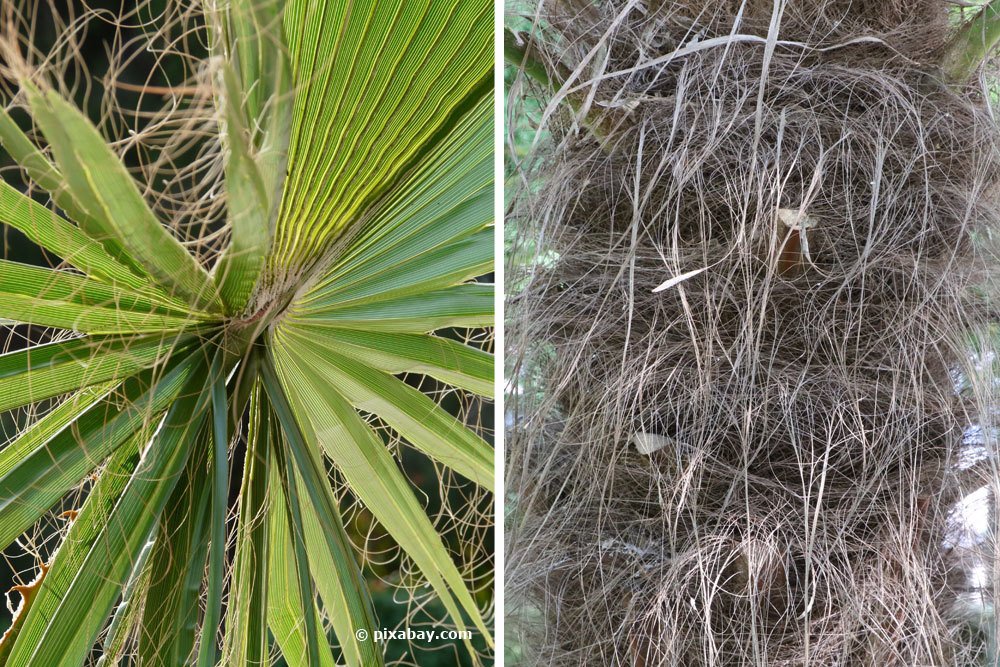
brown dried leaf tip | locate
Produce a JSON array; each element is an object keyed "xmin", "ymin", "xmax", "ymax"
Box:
[{"xmin": 0, "ymin": 560, "xmax": 50, "ymax": 658}]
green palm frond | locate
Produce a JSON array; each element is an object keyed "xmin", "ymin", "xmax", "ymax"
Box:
[{"xmin": 0, "ymin": 1, "xmax": 494, "ymax": 665}]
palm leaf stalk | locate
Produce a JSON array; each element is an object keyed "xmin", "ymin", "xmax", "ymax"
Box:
[
  {"xmin": 0, "ymin": 1, "xmax": 494, "ymax": 665},
  {"xmin": 507, "ymin": 2, "xmax": 999, "ymax": 665}
]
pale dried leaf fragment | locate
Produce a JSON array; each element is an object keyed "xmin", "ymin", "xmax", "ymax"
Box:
[
  {"xmin": 630, "ymin": 431, "xmax": 678, "ymax": 455},
  {"xmin": 651, "ymin": 266, "xmax": 708, "ymax": 293},
  {"xmin": 776, "ymin": 207, "xmax": 818, "ymax": 231}
]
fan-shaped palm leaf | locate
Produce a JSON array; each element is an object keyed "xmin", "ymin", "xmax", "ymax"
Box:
[{"xmin": 0, "ymin": 1, "xmax": 493, "ymax": 665}]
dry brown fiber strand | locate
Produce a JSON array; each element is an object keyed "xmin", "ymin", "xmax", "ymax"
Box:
[{"xmin": 507, "ymin": 1, "xmax": 1000, "ymax": 665}]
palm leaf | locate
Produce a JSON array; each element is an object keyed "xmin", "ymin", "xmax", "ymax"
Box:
[
  {"xmin": 271, "ymin": 0, "xmax": 492, "ymax": 267},
  {"xmin": 0, "ymin": 355, "xmax": 199, "ymax": 550},
  {"xmin": 211, "ymin": 0, "xmax": 291, "ymax": 313},
  {"xmin": 262, "ymin": 359, "xmax": 382, "ymax": 667},
  {"xmin": 0, "ymin": 384, "xmax": 113, "ymax": 483},
  {"xmin": 285, "ymin": 326, "xmax": 494, "ymax": 396},
  {"xmin": 6, "ymin": 359, "xmax": 212, "ymax": 665},
  {"xmin": 0, "ymin": 106, "xmax": 130, "ymax": 259},
  {"xmin": 272, "ymin": 347, "xmax": 491, "ymax": 644},
  {"xmin": 273, "ymin": 339, "xmax": 492, "ymax": 486},
  {"xmin": 212, "ymin": 65, "xmax": 277, "ymax": 313},
  {"xmin": 0, "ymin": 434, "xmax": 142, "ymax": 663},
  {"xmin": 266, "ymin": 454, "xmax": 337, "ymax": 667},
  {"xmin": 0, "ymin": 181, "xmax": 167, "ymax": 296},
  {"xmin": 0, "ymin": 334, "xmax": 183, "ymax": 412},
  {"xmin": 195, "ymin": 354, "xmax": 230, "ymax": 667},
  {"xmin": 21, "ymin": 86, "xmax": 221, "ymax": 312},
  {"xmin": 0, "ymin": 260, "xmax": 204, "ymax": 334},
  {"xmin": 136, "ymin": 428, "xmax": 212, "ymax": 665},
  {"xmin": 221, "ymin": 383, "xmax": 270, "ymax": 666},
  {"xmin": 0, "ymin": 0, "xmax": 494, "ymax": 663},
  {"xmin": 288, "ymin": 283, "xmax": 494, "ymax": 333},
  {"xmin": 96, "ymin": 538, "xmax": 155, "ymax": 666}
]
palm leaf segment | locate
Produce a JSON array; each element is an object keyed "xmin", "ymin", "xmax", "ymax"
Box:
[{"xmin": 0, "ymin": 1, "xmax": 493, "ymax": 665}]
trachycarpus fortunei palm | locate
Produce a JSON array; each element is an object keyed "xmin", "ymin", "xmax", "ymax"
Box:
[{"xmin": 0, "ymin": 1, "xmax": 494, "ymax": 665}]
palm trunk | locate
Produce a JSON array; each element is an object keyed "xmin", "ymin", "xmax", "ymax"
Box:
[{"xmin": 508, "ymin": 2, "xmax": 1000, "ymax": 664}]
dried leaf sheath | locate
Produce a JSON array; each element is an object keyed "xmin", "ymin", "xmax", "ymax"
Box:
[{"xmin": 507, "ymin": 2, "xmax": 1000, "ymax": 665}]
